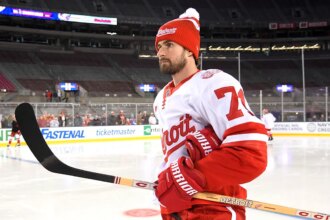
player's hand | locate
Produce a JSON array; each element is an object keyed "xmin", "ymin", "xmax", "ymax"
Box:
[
  {"xmin": 185, "ymin": 126, "xmax": 222, "ymax": 162},
  {"xmin": 154, "ymin": 157, "xmax": 206, "ymax": 213}
]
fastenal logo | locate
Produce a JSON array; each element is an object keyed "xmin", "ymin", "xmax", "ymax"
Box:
[{"xmin": 144, "ymin": 125, "xmax": 151, "ymax": 135}]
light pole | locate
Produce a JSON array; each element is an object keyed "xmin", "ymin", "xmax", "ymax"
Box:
[
  {"xmin": 200, "ymin": 52, "xmax": 205, "ymax": 70},
  {"xmin": 326, "ymin": 86, "xmax": 328, "ymax": 122},
  {"xmin": 238, "ymin": 52, "xmax": 241, "ymax": 83},
  {"xmin": 301, "ymin": 48, "xmax": 306, "ymax": 122}
]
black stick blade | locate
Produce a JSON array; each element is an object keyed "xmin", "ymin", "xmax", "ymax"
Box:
[
  {"xmin": 15, "ymin": 103, "xmax": 59, "ymax": 168},
  {"xmin": 15, "ymin": 103, "xmax": 116, "ymax": 183}
]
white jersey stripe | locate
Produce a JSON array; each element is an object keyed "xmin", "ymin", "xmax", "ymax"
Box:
[
  {"xmin": 223, "ymin": 133, "xmax": 268, "ymax": 144},
  {"xmin": 226, "ymin": 206, "xmax": 237, "ymax": 220},
  {"xmin": 228, "ymin": 117, "xmax": 263, "ymax": 128}
]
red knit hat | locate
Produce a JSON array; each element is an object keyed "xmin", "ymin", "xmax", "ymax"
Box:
[{"xmin": 155, "ymin": 8, "xmax": 200, "ymax": 60}]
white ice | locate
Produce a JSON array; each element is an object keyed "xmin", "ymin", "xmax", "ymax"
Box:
[{"xmin": 0, "ymin": 137, "xmax": 329, "ymax": 220}]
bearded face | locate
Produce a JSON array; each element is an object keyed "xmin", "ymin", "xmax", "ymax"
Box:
[{"xmin": 159, "ymin": 49, "xmax": 187, "ymax": 76}]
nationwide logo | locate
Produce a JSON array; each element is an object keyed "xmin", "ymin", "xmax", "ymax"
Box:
[
  {"xmin": 307, "ymin": 123, "xmax": 316, "ymax": 132},
  {"xmin": 144, "ymin": 125, "xmax": 151, "ymax": 135}
]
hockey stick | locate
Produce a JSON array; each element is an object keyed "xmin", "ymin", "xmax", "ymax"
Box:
[{"xmin": 15, "ymin": 103, "xmax": 329, "ymax": 220}]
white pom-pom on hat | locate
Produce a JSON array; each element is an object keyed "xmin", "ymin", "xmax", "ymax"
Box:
[
  {"xmin": 179, "ymin": 8, "xmax": 200, "ymax": 21},
  {"xmin": 155, "ymin": 7, "xmax": 201, "ymax": 59}
]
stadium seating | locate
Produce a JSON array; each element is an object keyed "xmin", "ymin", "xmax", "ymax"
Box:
[
  {"xmin": 16, "ymin": 78, "xmax": 53, "ymax": 92},
  {"xmin": 0, "ymin": 50, "xmax": 35, "ymax": 64},
  {"xmin": 0, "ymin": 49, "xmax": 163, "ymax": 96},
  {"xmin": 0, "ymin": 47, "xmax": 329, "ymax": 96},
  {"xmin": 0, "ymin": 73, "xmax": 16, "ymax": 92},
  {"xmin": 5, "ymin": 0, "xmax": 329, "ymax": 26},
  {"xmin": 0, "ymin": 0, "xmax": 329, "ymax": 103},
  {"xmin": 36, "ymin": 52, "xmax": 113, "ymax": 67}
]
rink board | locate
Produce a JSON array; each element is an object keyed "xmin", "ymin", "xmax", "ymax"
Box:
[{"xmin": 1, "ymin": 122, "xmax": 330, "ymax": 147}]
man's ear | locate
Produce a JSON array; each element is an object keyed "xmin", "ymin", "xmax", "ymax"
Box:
[{"xmin": 185, "ymin": 50, "xmax": 194, "ymax": 57}]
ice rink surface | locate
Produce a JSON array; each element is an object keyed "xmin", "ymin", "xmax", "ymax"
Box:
[{"xmin": 1, "ymin": 136, "xmax": 329, "ymax": 220}]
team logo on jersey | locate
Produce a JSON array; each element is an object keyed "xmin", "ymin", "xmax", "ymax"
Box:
[
  {"xmin": 201, "ymin": 71, "xmax": 215, "ymax": 79},
  {"xmin": 161, "ymin": 114, "xmax": 196, "ymax": 157}
]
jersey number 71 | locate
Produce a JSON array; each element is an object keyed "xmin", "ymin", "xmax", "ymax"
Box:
[{"xmin": 214, "ymin": 86, "xmax": 253, "ymax": 121}]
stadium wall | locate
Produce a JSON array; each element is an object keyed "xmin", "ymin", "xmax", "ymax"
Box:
[
  {"xmin": 0, "ymin": 125, "xmax": 161, "ymax": 147},
  {"xmin": 1, "ymin": 122, "xmax": 329, "ymax": 147}
]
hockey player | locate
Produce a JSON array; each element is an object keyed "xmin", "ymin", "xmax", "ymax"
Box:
[
  {"xmin": 153, "ymin": 8, "xmax": 268, "ymax": 220},
  {"xmin": 7, "ymin": 116, "xmax": 21, "ymax": 147},
  {"xmin": 261, "ymin": 108, "xmax": 276, "ymax": 141}
]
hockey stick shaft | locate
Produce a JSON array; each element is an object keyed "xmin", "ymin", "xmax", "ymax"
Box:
[{"xmin": 15, "ymin": 103, "xmax": 329, "ymax": 220}]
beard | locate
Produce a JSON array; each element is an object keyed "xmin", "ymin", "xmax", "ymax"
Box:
[{"xmin": 159, "ymin": 52, "xmax": 187, "ymax": 76}]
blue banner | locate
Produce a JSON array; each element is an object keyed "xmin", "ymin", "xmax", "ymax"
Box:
[{"xmin": 0, "ymin": 5, "xmax": 117, "ymax": 25}]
